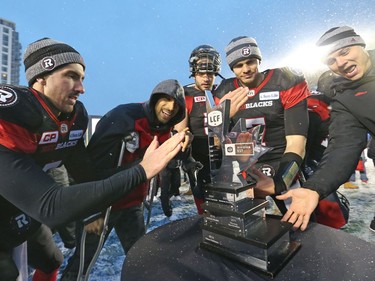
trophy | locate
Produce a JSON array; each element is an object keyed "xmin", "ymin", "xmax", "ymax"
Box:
[{"xmin": 200, "ymin": 91, "xmax": 301, "ymax": 277}]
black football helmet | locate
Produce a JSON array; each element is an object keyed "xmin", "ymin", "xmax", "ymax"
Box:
[{"xmin": 189, "ymin": 45, "xmax": 222, "ymax": 78}]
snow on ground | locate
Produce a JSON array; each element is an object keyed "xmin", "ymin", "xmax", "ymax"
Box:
[{"xmin": 51, "ymin": 162, "xmax": 374, "ymax": 281}]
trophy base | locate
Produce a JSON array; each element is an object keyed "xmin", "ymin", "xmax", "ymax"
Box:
[
  {"xmin": 202, "ymin": 198, "xmax": 268, "ymax": 235},
  {"xmin": 200, "ymin": 216, "xmax": 301, "ymax": 277}
]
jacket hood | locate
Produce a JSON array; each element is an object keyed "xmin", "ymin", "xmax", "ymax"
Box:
[{"xmin": 143, "ymin": 79, "xmax": 186, "ymax": 131}]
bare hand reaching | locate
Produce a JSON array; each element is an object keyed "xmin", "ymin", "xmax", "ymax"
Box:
[
  {"xmin": 276, "ymin": 188, "xmax": 320, "ymax": 231},
  {"xmin": 140, "ymin": 132, "xmax": 185, "ymax": 179},
  {"xmin": 219, "ymin": 87, "xmax": 249, "ymax": 118}
]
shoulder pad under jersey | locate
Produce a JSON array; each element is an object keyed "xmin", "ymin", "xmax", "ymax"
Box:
[
  {"xmin": 272, "ymin": 67, "xmax": 306, "ymax": 90},
  {"xmin": 0, "ymin": 84, "xmax": 43, "ymax": 130},
  {"xmin": 212, "ymin": 78, "xmax": 236, "ymax": 99}
]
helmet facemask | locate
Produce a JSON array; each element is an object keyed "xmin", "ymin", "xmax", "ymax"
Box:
[{"xmin": 189, "ymin": 45, "xmax": 222, "ymax": 78}]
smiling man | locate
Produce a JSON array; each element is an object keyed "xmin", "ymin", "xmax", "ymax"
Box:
[
  {"xmin": 61, "ymin": 79, "xmax": 187, "ymax": 281},
  {"xmin": 213, "ymin": 36, "xmax": 310, "ymax": 214},
  {"xmin": 277, "ymin": 26, "xmax": 375, "ymax": 232}
]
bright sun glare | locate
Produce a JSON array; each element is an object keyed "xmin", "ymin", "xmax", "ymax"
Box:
[{"xmin": 277, "ymin": 43, "xmax": 327, "ymax": 75}]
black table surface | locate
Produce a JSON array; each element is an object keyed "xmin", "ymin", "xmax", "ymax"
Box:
[{"xmin": 122, "ymin": 216, "xmax": 375, "ymax": 281}]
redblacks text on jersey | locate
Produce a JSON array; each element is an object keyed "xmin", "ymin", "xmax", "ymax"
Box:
[{"xmin": 213, "ymin": 67, "xmax": 310, "ymax": 163}]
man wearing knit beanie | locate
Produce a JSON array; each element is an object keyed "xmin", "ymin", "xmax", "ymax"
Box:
[
  {"xmin": 24, "ymin": 37, "xmax": 85, "ymax": 86},
  {"xmin": 214, "ymin": 36, "xmax": 310, "ymax": 215},
  {"xmin": 0, "ymin": 37, "xmax": 186, "ymax": 281},
  {"xmin": 277, "ymin": 26, "xmax": 375, "ymax": 234},
  {"xmin": 316, "ymin": 26, "xmax": 366, "ymax": 59},
  {"xmin": 225, "ymin": 36, "xmax": 262, "ymax": 70}
]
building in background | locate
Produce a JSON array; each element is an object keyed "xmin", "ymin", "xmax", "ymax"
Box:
[{"xmin": 0, "ymin": 18, "xmax": 21, "ymax": 85}]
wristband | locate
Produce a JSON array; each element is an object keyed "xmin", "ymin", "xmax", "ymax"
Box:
[{"xmin": 274, "ymin": 152, "xmax": 303, "ymax": 194}]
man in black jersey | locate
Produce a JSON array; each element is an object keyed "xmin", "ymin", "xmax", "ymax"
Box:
[
  {"xmin": 0, "ymin": 38, "xmax": 185, "ymax": 281},
  {"xmin": 174, "ymin": 45, "xmax": 248, "ymax": 214},
  {"xmin": 214, "ymin": 36, "xmax": 310, "ymax": 214},
  {"xmin": 277, "ymin": 26, "xmax": 375, "ymax": 231}
]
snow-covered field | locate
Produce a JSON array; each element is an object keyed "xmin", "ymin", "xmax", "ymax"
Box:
[{"xmin": 50, "ymin": 162, "xmax": 374, "ymax": 281}]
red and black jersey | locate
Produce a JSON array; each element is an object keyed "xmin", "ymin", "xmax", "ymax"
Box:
[
  {"xmin": 87, "ymin": 86, "xmax": 186, "ymax": 210},
  {"xmin": 0, "ymin": 85, "xmax": 93, "ymax": 183},
  {"xmin": 0, "ymin": 85, "xmax": 146, "ymax": 247},
  {"xmin": 213, "ymin": 67, "xmax": 310, "ymax": 163},
  {"xmin": 184, "ymin": 84, "xmax": 210, "ymax": 138}
]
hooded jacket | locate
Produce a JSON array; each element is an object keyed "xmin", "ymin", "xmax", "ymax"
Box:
[
  {"xmin": 87, "ymin": 79, "xmax": 185, "ymax": 210},
  {"xmin": 304, "ymin": 50, "xmax": 375, "ymax": 198}
]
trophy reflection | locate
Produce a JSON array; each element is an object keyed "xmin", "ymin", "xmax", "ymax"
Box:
[{"xmin": 200, "ymin": 91, "xmax": 300, "ymax": 277}]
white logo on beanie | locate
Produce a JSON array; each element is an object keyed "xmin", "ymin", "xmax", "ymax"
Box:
[
  {"xmin": 41, "ymin": 57, "xmax": 56, "ymax": 71},
  {"xmin": 241, "ymin": 47, "xmax": 252, "ymax": 57}
]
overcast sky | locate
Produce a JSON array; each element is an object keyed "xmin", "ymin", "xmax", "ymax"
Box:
[{"xmin": 3, "ymin": 0, "xmax": 375, "ymax": 115}]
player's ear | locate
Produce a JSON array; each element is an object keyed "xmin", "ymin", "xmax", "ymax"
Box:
[{"xmin": 36, "ymin": 77, "xmax": 46, "ymax": 85}]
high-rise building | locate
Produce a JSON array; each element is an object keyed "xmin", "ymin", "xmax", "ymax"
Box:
[{"xmin": 0, "ymin": 18, "xmax": 22, "ymax": 85}]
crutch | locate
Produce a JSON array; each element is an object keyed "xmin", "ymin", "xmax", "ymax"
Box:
[
  {"xmin": 143, "ymin": 174, "xmax": 158, "ymax": 227},
  {"xmin": 77, "ymin": 136, "xmax": 130, "ymax": 281}
]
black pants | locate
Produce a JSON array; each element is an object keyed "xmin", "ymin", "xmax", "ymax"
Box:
[{"xmin": 0, "ymin": 224, "xmax": 63, "ymax": 281}]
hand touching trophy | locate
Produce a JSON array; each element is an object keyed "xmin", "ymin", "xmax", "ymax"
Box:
[{"xmin": 200, "ymin": 91, "xmax": 300, "ymax": 277}]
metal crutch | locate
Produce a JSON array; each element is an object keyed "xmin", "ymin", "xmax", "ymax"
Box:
[
  {"xmin": 77, "ymin": 136, "xmax": 129, "ymax": 281},
  {"xmin": 143, "ymin": 174, "xmax": 158, "ymax": 227}
]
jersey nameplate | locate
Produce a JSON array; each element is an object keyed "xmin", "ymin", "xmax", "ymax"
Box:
[{"xmin": 194, "ymin": 96, "xmax": 206, "ymax": 103}]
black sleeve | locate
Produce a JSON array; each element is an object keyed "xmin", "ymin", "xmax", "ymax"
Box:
[
  {"xmin": 0, "ymin": 145, "xmax": 146, "ymax": 228},
  {"xmin": 86, "ymin": 106, "xmax": 136, "ymax": 179},
  {"xmin": 284, "ymin": 99, "xmax": 309, "ymax": 136},
  {"xmin": 212, "ymin": 79, "xmax": 235, "ymax": 100},
  {"xmin": 303, "ymin": 100, "xmax": 367, "ymax": 198},
  {"xmin": 63, "ymin": 138, "xmax": 98, "ymax": 182}
]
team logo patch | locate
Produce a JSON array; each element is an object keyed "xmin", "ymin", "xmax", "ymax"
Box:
[
  {"xmin": 207, "ymin": 111, "xmax": 222, "ymax": 126},
  {"xmin": 10, "ymin": 213, "xmax": 32, "ymax": 234},
  {"xmin": 241, "ymin": 46, "xmax": 252, "ymax": 57},
  {"xmin": 0, "ymin": 86, "xmax": 18, "ymax": 107},
  {"xmin": 258, "ymin": 164, "xmax": 275, "ymax": 177},
  {"xmin": 41, "ymin": 57, "xmax": 56, "ymax": 71},
  {"xmin": 60, "ymin": 123, "xmax": 69, "ymax": 134}
]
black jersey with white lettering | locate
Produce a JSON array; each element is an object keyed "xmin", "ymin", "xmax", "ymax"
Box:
[{"xmin": 213, "ymin": 67, "xmax": 310, "ymax": 163}]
